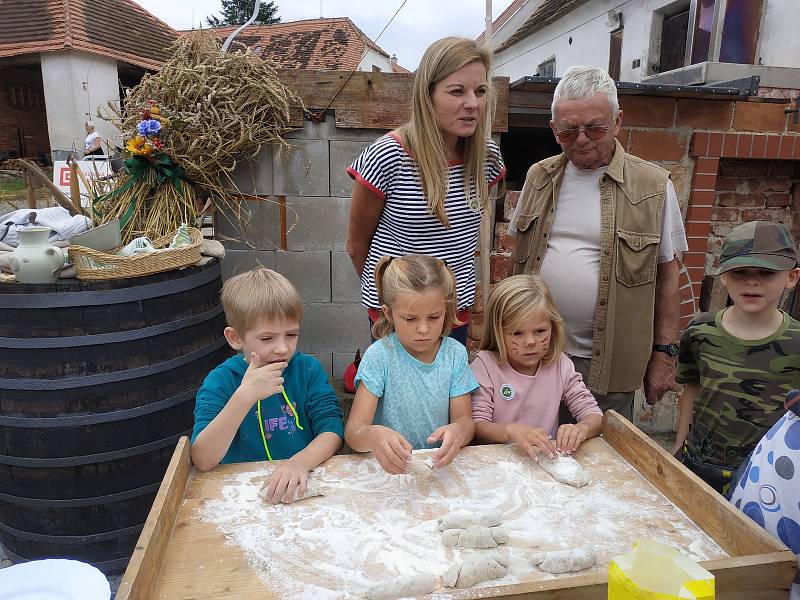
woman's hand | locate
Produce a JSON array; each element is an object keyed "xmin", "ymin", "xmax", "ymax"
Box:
[
  {"xmin": 556, "ymin": 422, "xmax": 589, "ymax": 454},
  {"xmin": 506, "ymin": 423, "xmax": 557, "ymax": 460},
  {"xmin": 260, "ymin": 459, "xmax": 309, "ymax": 504},
  {"xmin": 369, "ymin": 426, "xmax": 412, "ymax": 474}
]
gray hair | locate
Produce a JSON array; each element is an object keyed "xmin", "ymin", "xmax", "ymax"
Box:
[
  {"xmin": 85, "ymin": 121, "xmax": 95, "ymax": 129},
  {"xmin": 551, "ymin": 66, "xmax": 619, "ymax": 119}
]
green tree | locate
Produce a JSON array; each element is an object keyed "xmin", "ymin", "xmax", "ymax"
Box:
[{"xmin": 206, "ymin": 1, "xmax": 280, "ymax": 27}]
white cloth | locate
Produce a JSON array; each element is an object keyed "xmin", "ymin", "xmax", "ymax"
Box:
[
  {"xmin": 84, "ymin": 131, "xmax": 100, "ymax": 152},
  {"xmin": 510, "ymin": 161, "xmax": 687, "ymax": 357},
  {"xmin": 0, "ymin": 207, "xmax": 89, "ymax": 247}
]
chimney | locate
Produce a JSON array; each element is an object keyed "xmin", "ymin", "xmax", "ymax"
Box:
[{"xmin": 391, "ymin": 54, "xmax": 398, "ymax": 65}]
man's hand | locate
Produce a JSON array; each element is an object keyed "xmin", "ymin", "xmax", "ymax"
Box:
[{"xmin": 644, "ymin": 352, "xmax": 679, "ymax": 405}]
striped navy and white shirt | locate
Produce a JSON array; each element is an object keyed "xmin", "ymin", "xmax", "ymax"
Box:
[{"xmin": 347, "ymin": 133, "xmax": 506, "ymax": 310}]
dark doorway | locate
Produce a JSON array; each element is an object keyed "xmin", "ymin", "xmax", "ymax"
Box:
[{"xmin": 659, "ymin": 7, "xmax": 690, "ymax": 72}]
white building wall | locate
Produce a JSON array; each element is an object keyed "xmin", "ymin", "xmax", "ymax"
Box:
[
  {"xmin": 40, "ymin": 51, "xmax": 121, "ymax": 160},
  {"xmin": 358, "ymin": 48, "xmax": 393, "ymax": 72},
  {"xmin": 758, "ymin": 0, "xmax": 800, "ymax": 68},
  {"xmin": 492, "ymin": 0, "xmax": 796, "ymax": 83}
]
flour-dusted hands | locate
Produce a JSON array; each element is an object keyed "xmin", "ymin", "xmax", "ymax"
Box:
[
  {"xmin": 428, "ymin": 424, "xmax": 464, "ymax": 468},
  {"xmin": 240, "ymin": 352, "xmax": 287, "ymax": 405},
  {"xmin": 506, "ymin": 422, "xmax": 557, "ymax": 460},
  {"xmin": 261, "ymin": 459, "xmax": 309, "ymax": 504},
  {"xmin": 369, "ymin": 425, "xmax": 412, "ymax": 475},
  {"xmin": 556, "ymin": 423, "xmax": 588, "ymax": 455}
]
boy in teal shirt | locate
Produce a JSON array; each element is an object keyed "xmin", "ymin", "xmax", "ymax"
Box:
[
  {"xmin": 191, "ymin": 268, "xmax": 343, "ymax": 503},
  {"xmin": 673, "ymin": 221, "xmax": 800, "ymax": 493}
]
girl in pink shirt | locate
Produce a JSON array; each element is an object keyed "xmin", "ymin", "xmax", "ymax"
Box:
[{"xmin": 471, "ymin": 274, "xmax": 602, "ymax": 459}]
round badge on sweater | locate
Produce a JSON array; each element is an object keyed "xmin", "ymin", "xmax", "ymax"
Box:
[{"xmin": 500, "ymin": 383, "xmax": 515, "ymax": 401}]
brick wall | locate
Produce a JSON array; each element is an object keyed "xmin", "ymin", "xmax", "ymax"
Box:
[{"xmin": 0, "ymin": 66, "xmax": 50, "ymax": 157}]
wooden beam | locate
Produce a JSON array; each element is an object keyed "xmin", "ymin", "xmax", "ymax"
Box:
[
  {"xmin": 278, "ymin": 69, "xmax": 509, "ymax": 132},
  {"xmin": 19, "ymin": 159, "xmax": 80, "ymax": 216},
  {"xmin": 602, "ymin": 410, "xmax": 790, "ymax": 557},
  {"xmin": 116, "ymin": 437, "xmax": 193, "ymax": 600}
]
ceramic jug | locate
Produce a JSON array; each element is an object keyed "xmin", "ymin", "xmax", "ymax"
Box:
[{"xmin": 9, "ymin": 226, "xmax": 66, "ymax": 284}]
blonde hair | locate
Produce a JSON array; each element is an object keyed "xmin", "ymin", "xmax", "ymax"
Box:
[
  {"xmin": 479, "ymin": 274, "xmax": 565, "ymax": 366},
  {"xmin": 373, "ymin": 254, "xmax": 460, "ymax": 339},
  {"xmin": 220, "ymin": 267, "xmax": 303, "ymax": 334},
  {"xmin": 398, "ymin": 36, "xmax": 499, "ymax": 227}
]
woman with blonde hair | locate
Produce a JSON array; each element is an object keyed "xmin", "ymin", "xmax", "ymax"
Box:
[
  {"xmin": 82, "ymin": 121, "xmax": 103, "ymax": 157},
  {"xmin": 471, "ymin": 274, "xmax": 603, "ymax": 459},
  {"xmin": 346, "ymin": 36, "xmax": 506, "ymax": 344}
]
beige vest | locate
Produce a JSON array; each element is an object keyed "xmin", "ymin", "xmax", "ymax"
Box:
[{"xmin": 512, "ymin": 141, "xmax": 668, "ymax": 394}]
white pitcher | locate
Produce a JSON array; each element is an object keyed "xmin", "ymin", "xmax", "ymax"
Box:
[{"xmin": 9, "ymin": 226, "xmax": 66, "ymax": 284}]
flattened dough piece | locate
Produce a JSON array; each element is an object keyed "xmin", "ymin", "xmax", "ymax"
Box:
[
  {"xmin": 258, "ymin": 473, "xmax": 323, "ymax": 503},
  {"xmin": 407, "ymin": 454, "xmax": 433, "ymax": 478},
  {"xmin": 437, "ymin": 509, "xmax": 503, "ymax": 531},
  {"xmin": 441, "ymin": 525, "xmax": 508, "ymax": 548},
  {"xmin": 538, "ymin": 453, "xmax": 589, "ymax": 487},
  {"xmin": 365, "ymin": 573, "xmax": 438, "ymax": 599},
  {"xmin": 531, "ymin": 547, "xmax": 596, "ymax": 573},
  {"xmin": 442, "ymin": 553, "xmax": 508, "ymax": 589}
]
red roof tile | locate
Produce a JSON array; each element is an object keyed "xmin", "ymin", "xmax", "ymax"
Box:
[
  {"xmin": 496, "ymin": 0, "xmax": 591, "ymax": 53},
  {"xmin": 475, "ymin": 0, "xmax": 528, "ymax": 47},
  {"xmin": 0, "ymin": 0, "xmax": 177, "ymax": 70},
  {"xmin": 198, "ymin": 17, "xmax": 399, "ymax": 71}
]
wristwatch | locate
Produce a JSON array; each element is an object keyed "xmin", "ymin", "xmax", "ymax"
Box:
[{"xmin": 653, "ymin": 343, "xmax": 679, "ymax": 357}]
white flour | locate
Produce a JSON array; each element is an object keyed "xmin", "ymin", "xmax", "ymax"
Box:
[{"xmin": 199, "ymin": 444, "xmax": 726, "ymax": 599}]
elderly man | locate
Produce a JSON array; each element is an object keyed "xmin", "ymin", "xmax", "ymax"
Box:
[{"xmin": 510, "ymin": 66, "xmax": 687, "ymax": 421}]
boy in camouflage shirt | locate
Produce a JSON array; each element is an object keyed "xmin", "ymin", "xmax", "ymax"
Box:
[{"xmin": 673, "ymin": 221, "xmax": 800, "ymax": 493}]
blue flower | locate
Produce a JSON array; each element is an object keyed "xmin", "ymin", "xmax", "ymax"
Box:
[{"xmin": 136, "ymin": 119, "xmax": 162, "ymax": 136}]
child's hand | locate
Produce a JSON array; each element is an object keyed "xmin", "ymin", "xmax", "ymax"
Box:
[
  {"xmin": 240, "ymin": 352, "xmax": 287, "ymax": 404},
  {"xmin": 428, "ymin": 424, "xmax": 464, "ymax": 468},
  {"xmin": 506, "ymin": 423, "xmax": 557, "ymax": 460},
  {"xmin": 260, "ymin": 459, "xmax": 309, "ymax": 504},
  {"xmin": 556, "ymin": 423, "xmax": 589, "ymax": 454},
  {"xmin": 370, "ymin": 426, "xmax": 412, "ymax": 474}
]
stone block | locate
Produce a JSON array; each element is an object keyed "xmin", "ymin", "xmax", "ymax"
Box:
[
  {"xmin": 220, "ymin": 250, "xmax": 277, "ymax": 280},
  {"xmin": 333, "ymin": 350, "xmax": 363, "ymax": 381},
  {"xmin": 274, "ymin": 139, "xmax": 330, "ymax": 196},
  {"xmin": 299, "ymin": 303, "xmax": 371, "ymax": 353},
  {"xmin": 275, "ymin": 250, "xmax": 332, "ymax": 302},
  {"xmin": 332, "ymin": 251, "xmax": 362, "ymax": 302},
  {"xmin": 215, "ymin": 198, "xmax": 281, "ymax": 251},
  {"xmin": 304, "ymin": 352, "xmax": 333, "ymax": 380},
  {"xmin": 285, "ymin": 116, "xmax": 334, "ymax": 140},
  {"xmin": 329, "ymin": 140, "xmax": 371, "ymax": 197},
  {"xmin": 227, "ymin": 145, "xmax": 273, "ymax": 195},
  {"xmin": 285, "ymin": 196, "xmax": 350, "ymax": 251}
]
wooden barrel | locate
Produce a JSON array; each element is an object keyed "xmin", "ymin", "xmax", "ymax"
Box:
[{"xmin": 0, "ymin": 261, "xmax": 231, "ymax": 573}]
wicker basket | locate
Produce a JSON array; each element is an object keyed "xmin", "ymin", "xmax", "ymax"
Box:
[{"xmin": 69, "ymin": 227, "xmax": 203, "ymax": 281}]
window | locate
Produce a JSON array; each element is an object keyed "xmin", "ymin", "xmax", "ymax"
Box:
[
  {"xmin": 658, "ymin": 5, "xmax": 690, "ymax": 72},
  {"xmin": 8, "ymin": 86, "xmax": 43, "ymax": 109},
  {"xmin": 688, "ymin": 0, "xmax": 763, "ymax": 65},
  {"xmin": 537, "ymin": 58, "xmax": 555, "ymax": 78}
]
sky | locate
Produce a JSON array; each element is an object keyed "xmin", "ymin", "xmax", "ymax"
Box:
[{"xmin": 133, "ymin": 0, "xmax": 513, "ymax": 71}]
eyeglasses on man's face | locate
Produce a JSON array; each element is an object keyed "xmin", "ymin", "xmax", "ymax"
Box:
[{"xmin": 555, "ymin": 124, "xmax": 610, "ymax": 143}]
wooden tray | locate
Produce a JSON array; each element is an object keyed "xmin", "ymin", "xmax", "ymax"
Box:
[{"xmin": 116, "ymin": 411, "xmax": 796, "ymax": 599}]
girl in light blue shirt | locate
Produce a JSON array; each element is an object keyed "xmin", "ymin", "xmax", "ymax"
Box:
[{"xmin": 345, "ymin": 255, "xmax": 477, "ymax": 475}]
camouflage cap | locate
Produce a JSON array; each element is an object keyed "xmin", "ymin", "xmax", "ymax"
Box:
[{"xmin": 715, "ymin": 220, "xmax": 798, "ymax": 275}]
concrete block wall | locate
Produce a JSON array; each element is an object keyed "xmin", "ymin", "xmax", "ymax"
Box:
[{"xmin": 217, "ymin": 114, "xmax": 383, "ymax": 379}]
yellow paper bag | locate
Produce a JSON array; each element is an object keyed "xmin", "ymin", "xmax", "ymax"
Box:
[{"xmin": 608, "ymin": 540, "xmax": 715, "ymax": 600}]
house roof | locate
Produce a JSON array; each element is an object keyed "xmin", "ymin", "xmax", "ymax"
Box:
[
  {"xmin": 0, "ymin": 0, "xmax": 177, "ymax": 70},
  {"xmin": 496, "ymin": 0, "xmax": 592, "ymax": 53},
  {"xmin": 475, "ymin": 0, "xmax": 528, "ymax": 47},
  {"xmin": 201, "ymin": 18, "xmax": 401, "ymax": 71}
]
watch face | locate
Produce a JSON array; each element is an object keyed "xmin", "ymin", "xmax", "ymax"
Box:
[{"xmin": 667, "ymin": 343, "xmax": 679, "ymax": 356}]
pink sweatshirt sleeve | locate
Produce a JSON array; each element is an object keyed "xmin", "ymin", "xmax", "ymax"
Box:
[
  {"xmin": 470, "ymin": 353, "xmax": 495, "ymax": 422},
  {"xmin": 559, "ymin": 355, "xmax": 603, "ymax": 422}
]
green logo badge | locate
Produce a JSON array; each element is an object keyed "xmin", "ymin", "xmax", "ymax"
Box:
[{"xmin": 500, "ymin": 383, "xmax": 515, "ymax": 401}]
